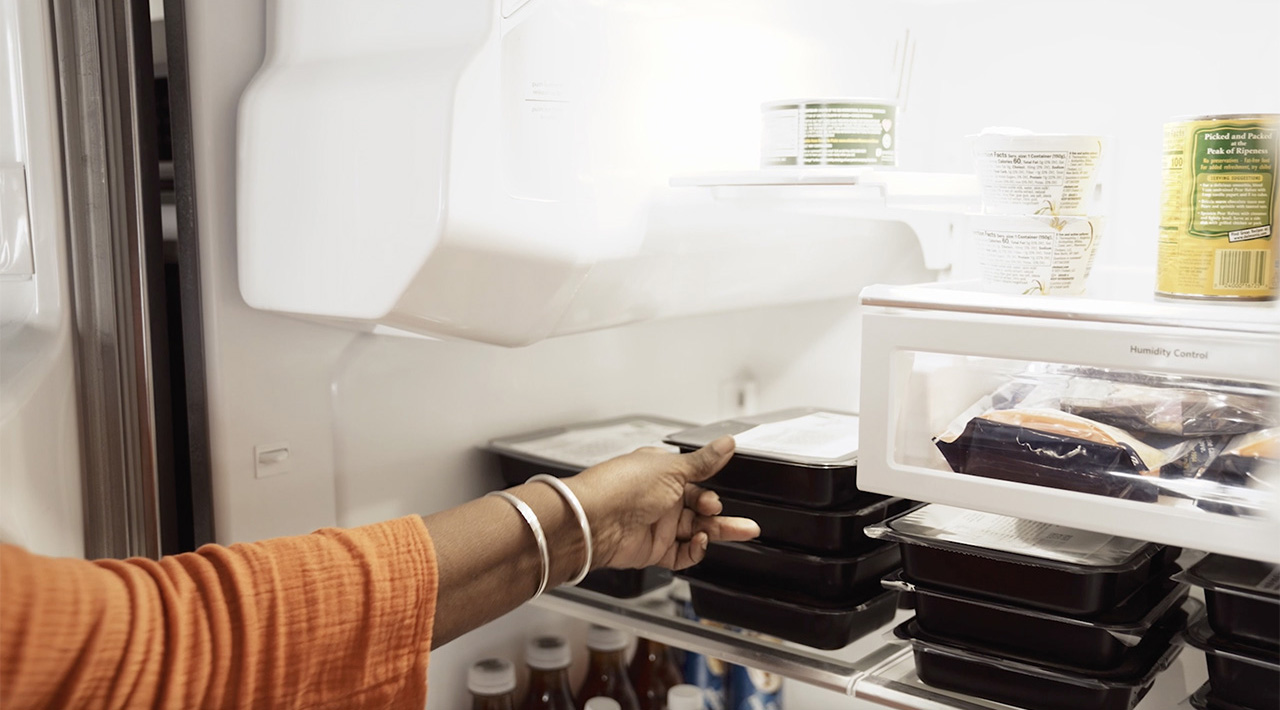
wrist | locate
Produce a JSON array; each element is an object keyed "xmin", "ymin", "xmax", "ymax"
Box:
[
  {"xmin": 513, "ymin": 481, "xmax": 589, "ymax": 584},
  {"xmin": 562, "ymin": 474, "xmax": 622, "ymax": 570}
]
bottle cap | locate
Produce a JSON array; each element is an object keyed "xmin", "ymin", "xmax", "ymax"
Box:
[
  {"xmin": 526, "ymin": 634, "xmax": 572, "ymax": 670},
  {"xmin": 585, "ymin": 698, "xmax": 622, "ymax": 710},
  {"xmin": 667, "ymin": 684, "xmax": 703, "ymax": 710},
  {"xmin": 468, "ymin": 658, "xmax": 517, "ymax": 696},
  {"xmin": 586, "ymin": 624, "xmax": 629, "ymax": 652}
]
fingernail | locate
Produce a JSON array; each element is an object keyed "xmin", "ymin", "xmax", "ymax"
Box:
[
  {"xmin": 710, "ymin": 436, "xmax": 734, "ymax": 456},
  {"xmin": 699, "ymin": 534, "xmax": 710, "ymax": 551}
]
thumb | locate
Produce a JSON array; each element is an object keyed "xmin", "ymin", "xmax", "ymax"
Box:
[{"xmin": 679, "ymin": 436, "xmax": 735, "ymax": 483}]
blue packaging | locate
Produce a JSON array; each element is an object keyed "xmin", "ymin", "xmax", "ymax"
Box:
[{"xmin": 727, "ymin": 665, "xmax": 782, "ymax": 710}]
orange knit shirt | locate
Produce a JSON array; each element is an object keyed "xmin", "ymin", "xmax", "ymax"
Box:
[{"xmin": 0, "ymin": 516, "xmax": 438, "ymax": 710}]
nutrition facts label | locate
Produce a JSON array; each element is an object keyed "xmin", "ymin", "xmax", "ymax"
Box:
[
  {"xmin": 975, "ymin": 148, "xmax": 1101, "ymax": 214},
  {"xmin": 911, "ymin": 506, "xmax": 1137, "ymax": 565}
]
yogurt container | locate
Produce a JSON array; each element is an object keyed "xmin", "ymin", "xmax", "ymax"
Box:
[
  {"xmin": 762, "ymin": 98, "xmax": 897, "ymax": 168},
  {"xmin": 972, "ymin": 128, "xmax": 1106, "ymax": 215},
  {"xmin": 968, "ymin": 213, "xmax": 1104, "ymax": 295}
]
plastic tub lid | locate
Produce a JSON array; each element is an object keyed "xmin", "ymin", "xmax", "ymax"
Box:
[
  {"xmin": 1182, "ymin": 616, "xmax": 1280, "ymax": 671},
  {"xmin": 487, "ymin": 415, "xmax": 692, "ymax": 470},
  {"xmin": 866, "ymin": 504, "xmax": 1158, "ymax": 570},
  {"xmin": 883, "ymin": 570, "xmax": 1190, "ymax": 647},
  {"xmin": 468, "ymin": 658, "xmax": 517, "ymax": 696},
  {"xmin": 1176, "ymin": 553, "xmax": 1280, "ymax": 604},
  {"xmin": 664, "ymin": 408, "xmax": 859, "ymax": 467},
  {"xmin": 894, "ymin": 601, "xmax": 1196, "ymax": 686}
]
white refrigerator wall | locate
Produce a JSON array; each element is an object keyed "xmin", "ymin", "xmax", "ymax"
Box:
[
  {"xmin": 186, "ymin": 1, "xmax": 1277, "ymax": 709},
  {"xmin": 0, "ymin": 0, "xmax": 83, "ymax": 558}
]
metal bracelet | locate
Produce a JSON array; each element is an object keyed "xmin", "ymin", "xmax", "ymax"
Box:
[
  {"xmin": 486, "ymin": 490, "xmax": 550, "ymax": 598},
  {"xmin": 529, "ymin": 474, "xmax": 593, "ymax": 586}
]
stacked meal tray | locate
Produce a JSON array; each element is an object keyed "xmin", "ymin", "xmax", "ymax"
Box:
[
  {"xmin": 1176, "ymin": 554, "xmax": 1279, "ymax": 710},
  {"xmin": 868, "ymin": 504, "xmax": 1197, "ymax": 710},
  {"xmin": 665, "ymin": 408, "xmax": 916, "ymax": 650},
  {"xmin": 487, "ymin": 415, "xmax": 694, "ymax": 598}
]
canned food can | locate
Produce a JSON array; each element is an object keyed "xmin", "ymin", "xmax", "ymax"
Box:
[
  {"xmin": 761, "ymin": 98, "xmax": 896, "ymax": 168},
  {"xmin": 1157, "ymin": 114, "xmax": 1279, "ymax": 300}
]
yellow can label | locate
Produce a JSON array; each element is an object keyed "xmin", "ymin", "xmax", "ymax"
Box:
[{"xmin": 1157, "ymin": 116, "xmax": 1279, "ymax": 299}]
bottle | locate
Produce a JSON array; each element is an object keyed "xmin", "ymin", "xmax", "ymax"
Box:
[
  {"xmin": 470, "ymin": 658, "xmax": 518, "ymax": 710},
  {"xmin": 667, "ymin": 685, "xmax": 703, "ymax": 710},
  {"xmin": 629, "ymin": 599, "xmax": 683, "ymax": 710},
  {"xmin": 576, "ymin": 625, "xmax": 642, "ymax": 710},
  {"xmin": 522, "ymin": 634, "xmax": 576, "ymax": 710}
]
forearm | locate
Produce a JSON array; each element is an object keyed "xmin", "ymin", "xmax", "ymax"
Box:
[{"xmin": 424, "ymin": 480, "xmax": 595, "ymax": 648}]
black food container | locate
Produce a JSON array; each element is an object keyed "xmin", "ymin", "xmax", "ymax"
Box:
[
  {"xmin": 1189, "ymin": 681, "xmax": 1254, "ymax": 710},
  {"xmin": 689, "ymin": 539, "xmax": 900, "ymax": 607},
  {"xmin": 1175, "ymin": 553, "xmax": 1279, "ymax": 652},
  {"xmin": 884, "ymin": 569, "xmax": 1190, "ymax": 671},
  {"xmin": 487, "ymin": 415, "xmax": 691, "ymax": 598},
  {"xmin": 866, "ymin": 504, "xmax": 1178, "ymax": 616},
  {"xmin": 1183, "ymin": 615, "xmax": 1280, "ymax": 710},
  {"xmin": 488, "ymin": 414, "xmax": 693, "ymax": 486},
  {"xmin": 718, "ymin": 494, "xmax": 918, "ymax": 555},
  {"xmin": 665, "ymin": 408, "xmax": 862, "ymax": 508},
  {"xmin": 893, "ymin": 602, "xmax": 1193, "ymax": 710},
  {"xmin": 682, "ymin": 569, "xmax": 897, "ymax": 650}
]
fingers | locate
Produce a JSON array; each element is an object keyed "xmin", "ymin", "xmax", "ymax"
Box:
[
  {"xmin": 684, "ymin": 485, "xmax": 722, "ymax": 516},
  {"xmin": 678, "ymin": 436, "xmax": 735, "ymax": 484},
  {"xmin": 669, "ymin": 532, "xmax": 710, "ymax": 570},
  {"xmin": 694, "ymin": 515, "xmax": 760, "ymax": 543}
]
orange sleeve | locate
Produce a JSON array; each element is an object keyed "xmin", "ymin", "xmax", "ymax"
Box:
[{"xmin": 0, "ymin": 515, "xmax": 438, "ymax": 710}]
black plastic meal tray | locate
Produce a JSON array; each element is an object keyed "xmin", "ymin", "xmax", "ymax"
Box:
[
  {"xmin": 691, "ymin": 538, "xmax": 900, "ymax": 607},
  {"xmin": 895, "ymin": 569, "xmax": 1190, "ymax": 671},
  {"xmin": 894, "ymin": 610, "xmax": 1187, "ymax": 710},
  {"xmin": 1177, "ymin": 554, "xmax": 1280, "ymax": 652},
  {"xmin": 670, "ymin": 445, "xmax": 861, "ymax": 509},
  {"xmin": 1183, "ymin": 616, "xmax": 1280, "ymax": 710},
  {"xmin": 717, "ymin": 494, "xmax": 917, "ymax": 555},
  {"xmin": 578, "ymin": 567, "xmax": 672, "ymax": 599},
  {"xmin": 896, "ymin": 537, "xmax": 1178, "ymax": 617},
  {"xmin": 1190, "ymin": 681, "xmax": 1258, "ymax": 710},
  {"xmin": 683, "ymin": 570, "xmax": 897, "ymax": 650},
  {"xmin": 935, "ymin": 417, "xmax": 1159, "ymax": 502},
  {"xmin": 488, "ymin": 414, "xmax": 695, "ymax": 486}
]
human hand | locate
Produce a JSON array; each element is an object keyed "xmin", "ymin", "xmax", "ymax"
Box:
[{"xmin": 565, "ymin": 436, "xmax": 760, "ymax": 571}]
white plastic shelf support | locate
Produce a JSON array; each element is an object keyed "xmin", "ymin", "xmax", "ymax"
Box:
[{"xmin": 669, "ymin": 169, "xmax": 982, "ymax": 271}]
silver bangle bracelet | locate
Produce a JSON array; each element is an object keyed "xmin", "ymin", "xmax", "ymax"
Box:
[
  {"xmin": 486, "ymin": 490, "xmax": 550, "ymax": 598},
  {"xmin": 529, "ymin": 474, "xmax": 593, "ymax": 587}
]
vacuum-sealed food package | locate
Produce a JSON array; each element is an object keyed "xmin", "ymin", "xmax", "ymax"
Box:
[
  {"xmin": 934, "ymin": 406, "xmax": 1211, "ymax": 501},
  {"xmin": 1195, "ymin": 428, "xmax": 1280, "ymax": 512},
  {"xmin": 1050, "ymin": 379, "xmax": 1276, "ymax": 437},
  {"xmin": 866, "ymin": 505, "xmax": 1177, "ymax": 616},
  {"xmin": 665, "ymin": 408, "xmax": 862, "ymax": 508}
]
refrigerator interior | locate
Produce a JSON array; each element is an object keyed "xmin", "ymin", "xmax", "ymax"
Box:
[{"xmin": 174, "ymin": 1, "xmax": 1280, "ymax": 709}]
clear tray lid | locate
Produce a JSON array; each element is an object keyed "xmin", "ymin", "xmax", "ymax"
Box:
[
  {"xmin": 1181, "ymin": 615, "xmax": 1280, "ymax": 671},
  {"xmin": 866, "ymin": 504, "xmax": 1159, "ymax": 570},
  {"xmin": 882, "ymin": 571, "xmax": 1190, "ymax": 646},
  {"xmin": 664, "ymin": 408, "xmax": 859, "ymax": 468},
  {"xmin": 1176, "ymin": 553, "xmax": 1280, "ymax": 603},
  {"xmin": 487, "ymin": 415, "xmax": 692, "ymax": 470},
  {"xmin": 894, "ymin": 602, "xmax": 1196, "ymax": 687}
]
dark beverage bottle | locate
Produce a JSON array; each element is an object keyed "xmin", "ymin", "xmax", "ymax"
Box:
[
  {"xmin": 630, "ymin": 597, "xmax": 683, "ymax": 710},
  {"xmin": 469, "ymin": 658, "xmax": 518, "ymax": 710},
  {"xmin": 576, "ymin": 625, "xmax": 642, "ymax": 710},
  {"xmin": 522, "ymin": 635, "xmax": 576, "ymax": 710}
]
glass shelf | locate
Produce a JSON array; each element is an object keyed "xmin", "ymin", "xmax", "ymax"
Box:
[
  {"xmin": 531, "ymin": 580, "xmax": 906, "ymax": 695},
  {"xmin": 533, "ymin": 580, "xmax": 1208, "ymax": 709}
]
